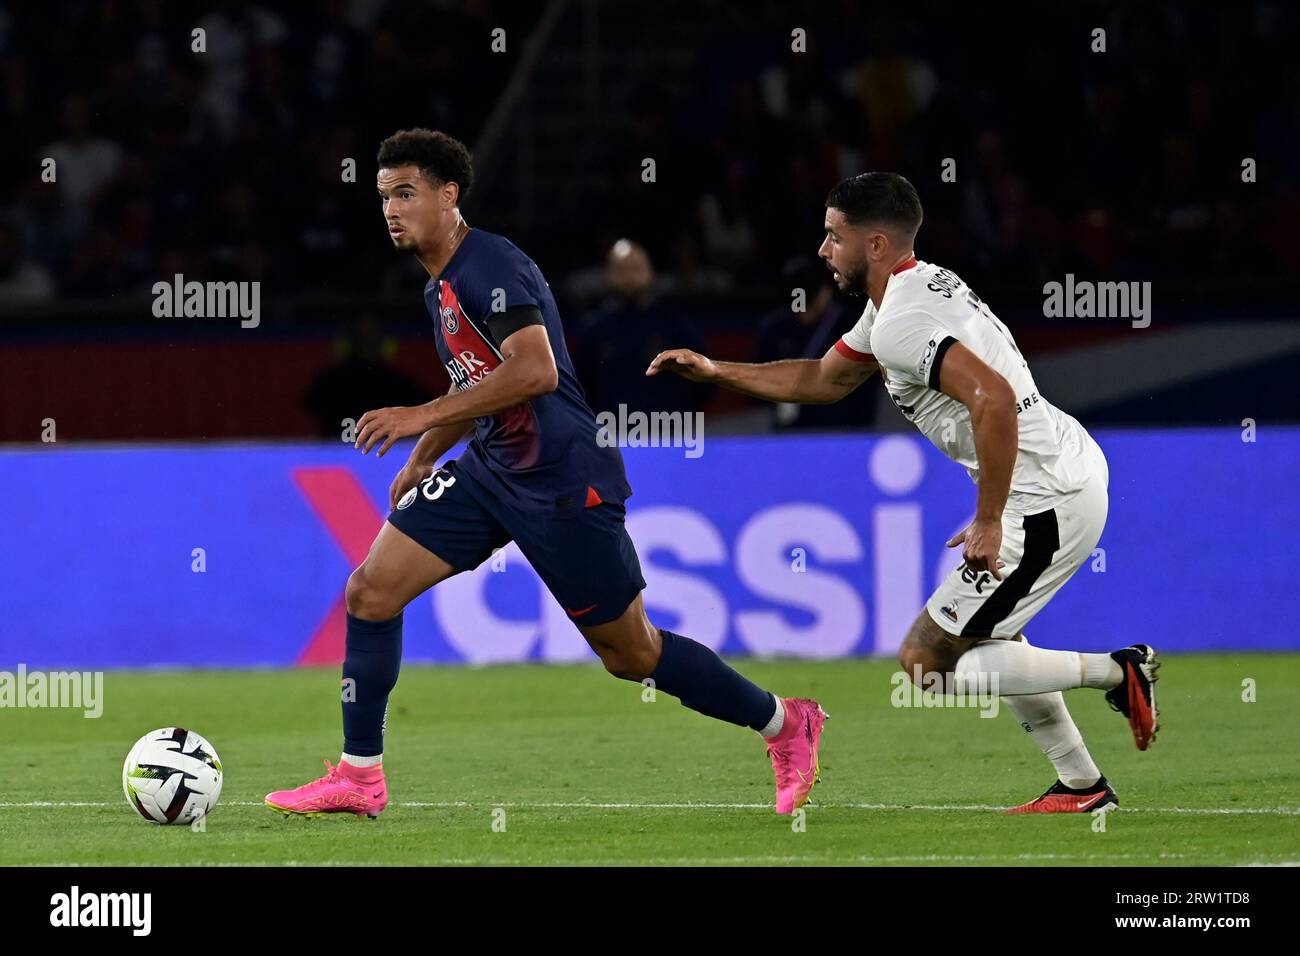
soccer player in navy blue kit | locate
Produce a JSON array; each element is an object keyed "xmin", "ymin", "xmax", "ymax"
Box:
[{"xmin": 266, "ymin": 129, "xmax": 826, "ymax": 818}]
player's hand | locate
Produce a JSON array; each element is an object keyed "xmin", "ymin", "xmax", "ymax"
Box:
[
  {"xmin": 947, "ymin": 517, "xmax": 1006, "ymax": 581},
  {"xmin": 389, "ymin": 459, "xmax": 434, "ymax": 509},
  {"xmin": 646, "ymin": 348, "xmax": 718, "ymax": 382},
  {"xmin": 355, "ymin": 405, "xmax": 431, "ymax": 458}
]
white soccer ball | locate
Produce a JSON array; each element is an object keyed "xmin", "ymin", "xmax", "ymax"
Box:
[{"xmin": 122, "ymin": 727, "xmax": 224, "ymax": 825}]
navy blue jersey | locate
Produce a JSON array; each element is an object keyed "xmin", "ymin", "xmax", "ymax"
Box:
[{"xmin": 424, "ymin": 229, "xmax": 632, "ymax": 508}]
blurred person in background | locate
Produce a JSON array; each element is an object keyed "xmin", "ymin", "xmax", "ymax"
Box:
[
  {"xmin": 573, "ymin": 239, "xmax": 706, "ymax": 417},
  {"xmin": 303, "ymin": 314, "xmax": 430, "ymax": 439},
  {"xmin": 0, "ymin": 218, "xmax": 54, "ymax": 305},
  {"xmin": 756, "ymin": 255, "xmax": 876, "ymax": 431},
  {"xmin": 39, "ymin": 94, "xmax": 125, "ymax": 250}
]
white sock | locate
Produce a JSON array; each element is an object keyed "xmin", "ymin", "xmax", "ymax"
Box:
[
  {"xmin": 1081, "ymin": 653, "xmax": 1123, "ymax": 689},
  {"xmin": 1001, "ymin": 691, "xmax": 1101, "ymax": 790},
  {"xmin": 341, "ymin": 752, "xmax": 383, "ymax": 768},
  {"xmin": 952, "ymin": 640, "xmax": 1083, "ymax": 695},
  {"xmin": 759, "ymin": 695, "xmax": 785, "ymax": 738}
]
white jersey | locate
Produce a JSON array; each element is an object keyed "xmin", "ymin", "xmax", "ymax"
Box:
[{"xmin": 837, "ymin": 258, "xmax": 1099, "ymax": 509}]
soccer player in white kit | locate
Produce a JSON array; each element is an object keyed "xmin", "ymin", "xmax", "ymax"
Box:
[{"xmin": 647, "ymin": 172, "xmax": 1160, "ymax": 813}]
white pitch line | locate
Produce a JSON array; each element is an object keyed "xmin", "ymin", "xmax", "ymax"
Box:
[
  {"xmin": 1, "ymin": 800, "xmax": 1298, "ymax": 816},
  {"xmin": 400, "ymin": 801, "xmax": 1300, "ymax": 816}
]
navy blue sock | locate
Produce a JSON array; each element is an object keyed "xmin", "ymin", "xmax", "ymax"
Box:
[
  {"xmin": 648, "ymin": 629, "xmax": 777, "ymax": 731},
  {"xmin": 342, "ymin": 613, "xmax": 403, "ymax": 757}
]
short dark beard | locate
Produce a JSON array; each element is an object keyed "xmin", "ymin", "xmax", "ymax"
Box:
[{"xmin": 840, "ymin": 261, "xmax": 868, "ymax": 297}]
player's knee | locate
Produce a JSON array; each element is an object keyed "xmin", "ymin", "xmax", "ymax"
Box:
[
  {"xmin": 600, "ymin": 655, "xmax": 646, "ymax": 682},
  {"xmin": 898, "ymin": 617, "xmax": 954, "ymax": 684},
  {"xmin": 898, "ymin": 644, "xmax": 937, "ymax": 685},
  {"xmin": 597, "ymin": 643, "xmax": 659, "ymax": 682},
  {"xmin": 590, "ymin": 623, "xmax": 660, "ymax": 681},
  {"xmin": 345, "ymin": 566, "xmax": 398, "ymax": 621}
]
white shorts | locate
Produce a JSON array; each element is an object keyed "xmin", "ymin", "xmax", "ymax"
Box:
[{"xmin": 926, "ymin": 448, "xmax": 1109, "ymax": 640}]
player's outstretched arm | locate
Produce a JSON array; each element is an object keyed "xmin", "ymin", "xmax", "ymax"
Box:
[{"xmin": 645, "ymin": 344, "xmax": 878, "ymax": 405}]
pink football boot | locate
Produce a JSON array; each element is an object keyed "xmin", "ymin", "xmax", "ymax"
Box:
[
  {"xmin": 765, "ymin": 698, "xmax": 828, "ymax": 814},
  {"xmin": 265, "ymin": 759, "xmax": 388, "ymax": 818}
]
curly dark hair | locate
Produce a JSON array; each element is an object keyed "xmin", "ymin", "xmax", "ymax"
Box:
[{"xmin": 377, "ymin": 128, "xmax": 474, "ymax": 202}]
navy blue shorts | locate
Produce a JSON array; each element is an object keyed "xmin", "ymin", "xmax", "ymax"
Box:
[{"xmin": 387, "ymin": 459, "xmax": 645, "ymax": 627}]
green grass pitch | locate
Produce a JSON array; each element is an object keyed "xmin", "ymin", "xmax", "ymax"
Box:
[{"xmin": 2, "ymin": 655, "xmax": 1297, "ymax": 866}]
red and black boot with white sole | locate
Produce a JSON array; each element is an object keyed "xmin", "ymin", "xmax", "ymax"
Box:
[
  {"xmin": 1006, "ymin": 776, "xmax": 1119, "ymax": 814},
  {"xmin": 1105, "ymin": 643, "xmax": 1160, "ymax": 751}
]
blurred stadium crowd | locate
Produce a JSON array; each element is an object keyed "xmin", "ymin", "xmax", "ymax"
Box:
[
  {"xmin": 0, "ymin": 0, "xmax": 517, "ymax": 303},
  {"xmin": 1, "ymin": 0, "xmax": 1296, "ymax": 436}
]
